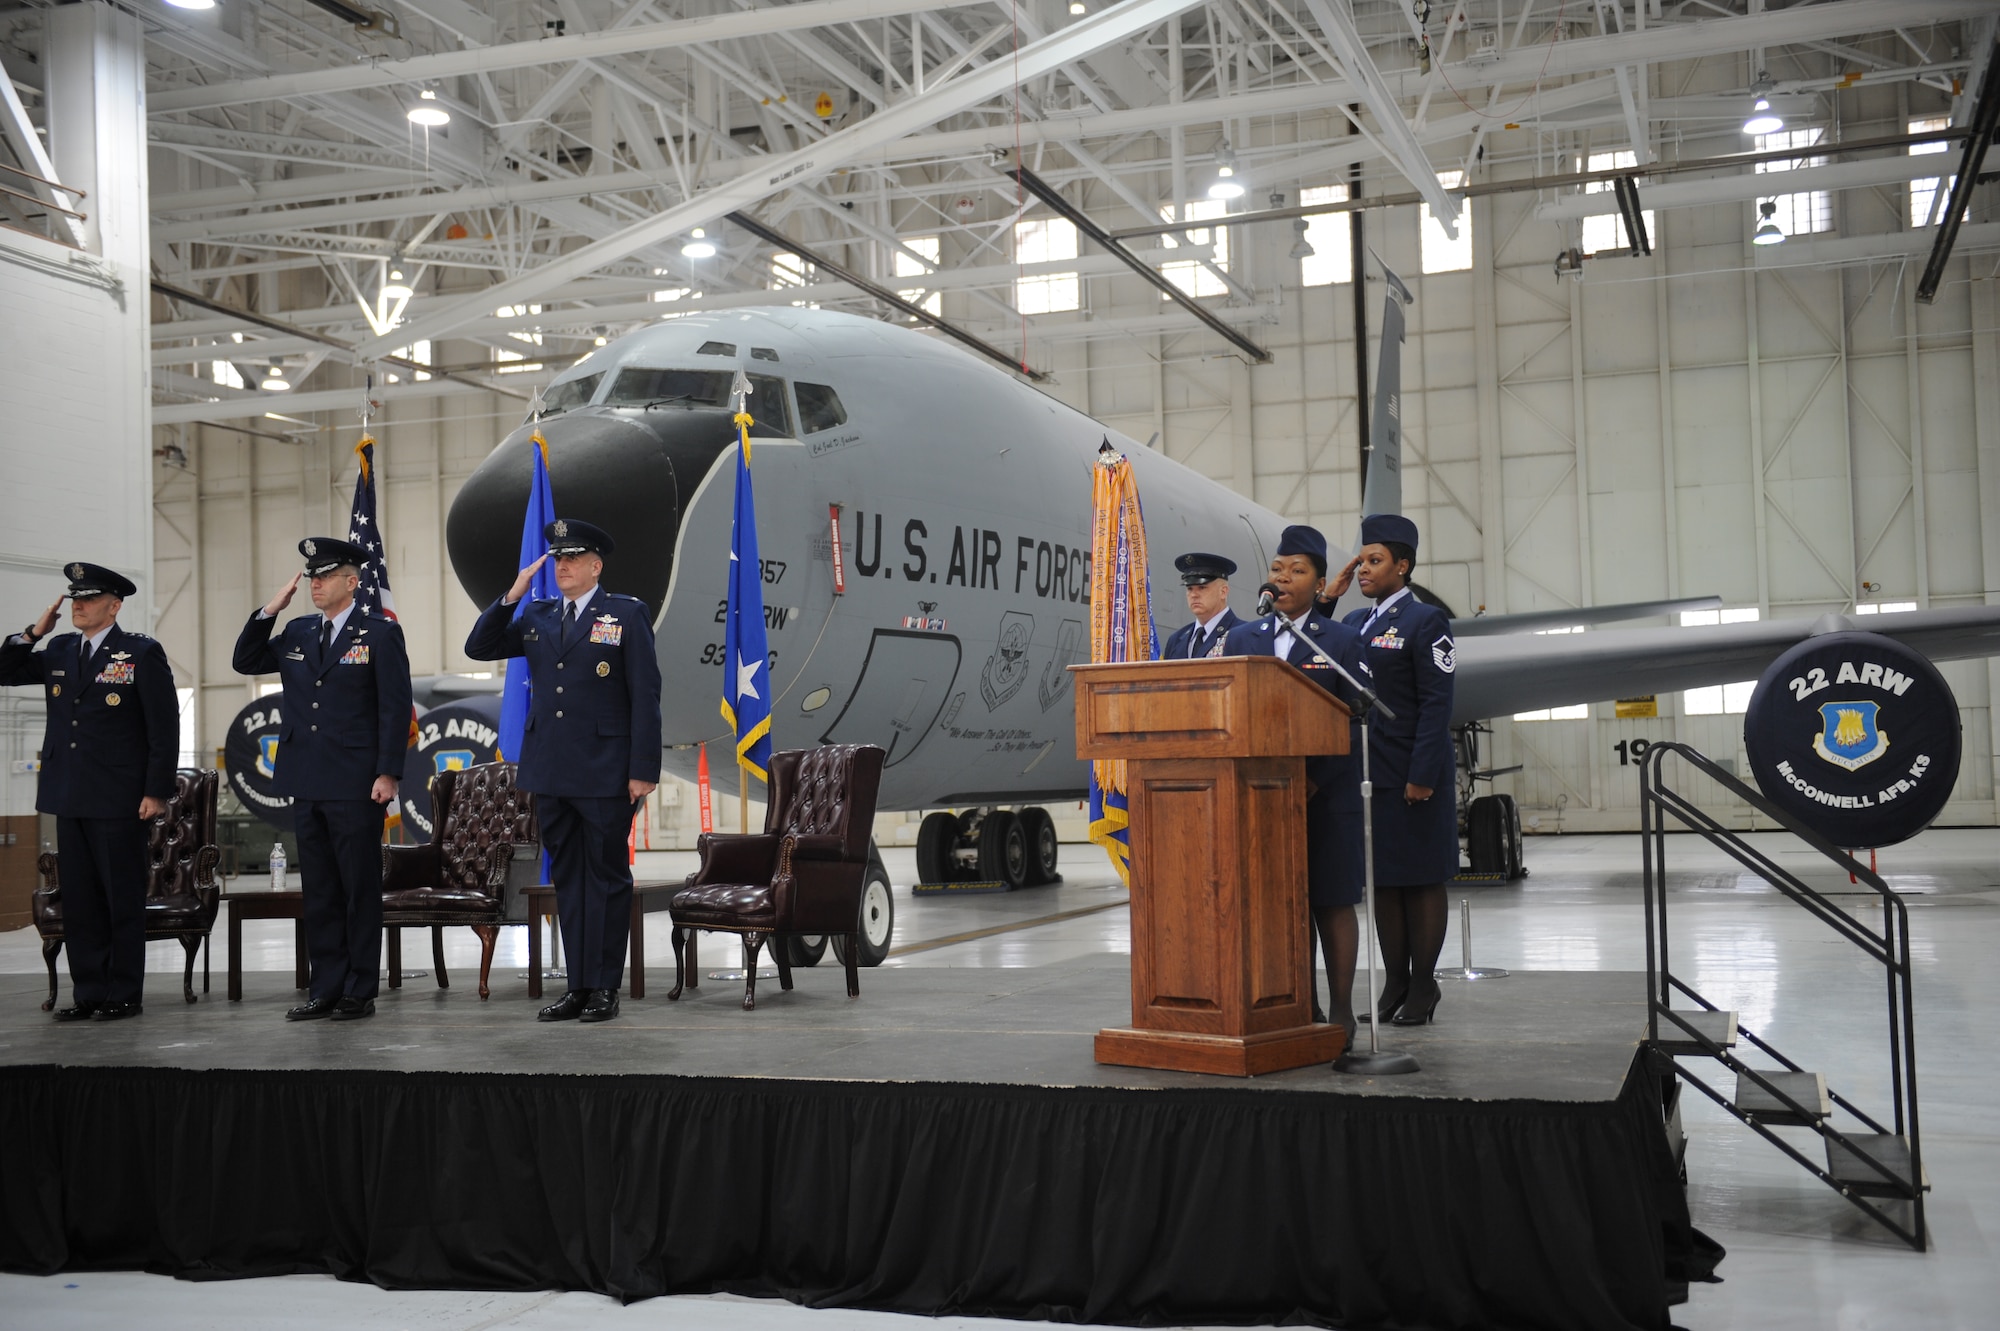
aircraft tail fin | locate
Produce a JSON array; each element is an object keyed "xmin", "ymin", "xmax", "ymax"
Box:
[{"xmin": 1360, "ymin": 256, "xmax": 1411, "ymax": 521}]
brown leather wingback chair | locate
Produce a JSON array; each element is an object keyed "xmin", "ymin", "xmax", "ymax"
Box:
[
  {"xmin": 379, "ymin": 761, "xmax": 537, "ymax": 1000},
  {"xmin": 33, "ymin": 768, "xmax": 223, "ymax": 1010},
  {"xmin": 669, "ymin": 744, "xmax": 886, "ymax": 1009}
]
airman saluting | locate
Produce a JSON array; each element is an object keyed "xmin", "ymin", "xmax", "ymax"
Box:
[
  {"xmin": 233, "ymin": 537, "xmax": 413, "ymax": 1022},
  {"xmin": 0, "ymin": 563, "xmax": 178, "ymax": 1022},
  {"xmin": 465, "ymin": 519, "xmax": 663, "ymax": 1024}
]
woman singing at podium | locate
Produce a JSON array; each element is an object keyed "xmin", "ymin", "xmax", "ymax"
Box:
[
  {"xmin": 1328, "ymin": 514, "xmax": 1459, "ymax": 1026},
  {"xmin": 1223, "ymin": 525, "xmax": 1371, "ymax": 1036}
]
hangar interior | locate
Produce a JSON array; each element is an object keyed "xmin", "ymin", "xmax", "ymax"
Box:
[{"xmin": 3, "ymin": 1, "xmax": 2000, "ymax": 1329}]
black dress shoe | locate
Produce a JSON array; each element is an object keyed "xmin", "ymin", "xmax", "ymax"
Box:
[
  {"xmin": 52, "ymin": 1002, "xmax": 100, "ymax": 1023},
  {"xmin": 538, "ymin": 991, "xmax": 589, "ymax": 1022},
  {"xmin": 1390, "ymin": 976, "xmax": 1442, "ymax": 1026},
  {"xmin": 286, "ymin": 996, "xmax": 340, "ymax": 1021},
  {"xmin": 92, "ymin": 1002, "xmax": 142, "ymax": 1022},
  {"xmin": 579, "ymin": 989, "xmax": 621, "ymax": 1023},
  {"xmin": 329, "ymin": 997, "xmax": 375, "ymax": 1021}
]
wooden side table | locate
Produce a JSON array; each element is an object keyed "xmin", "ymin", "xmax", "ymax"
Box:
[
  {"xmin": 523, "ymin": 880, "xmax": 680, "ymax": 999},
  {"xmin": 220, "ymin": 889, "xmax": 309, "ymax": 1001}
]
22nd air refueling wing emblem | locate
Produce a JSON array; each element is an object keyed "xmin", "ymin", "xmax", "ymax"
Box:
[{"xmin": 1813, "ymin": 700, "xmax": 1888, "ymax": 772}]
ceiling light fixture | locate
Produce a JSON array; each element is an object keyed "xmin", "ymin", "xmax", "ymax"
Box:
[
  {"xmin": 1069, "ymin": 1, "xmax": 1086, "ymax": 12},
  {"xmin": 1752, "ymin": 199, "xmax": 1786, "ymax": 246},
  {"xmin": 163, "ymin": 0, "xmax": 218, "ymax": 10},
  {"xmin": 261, "ymin": 366, "xmax": 291, "ymax": 391},
  {"xmin": 407, "ymin": 89, "xmax": 451, "ymax": 128},
  {"xmin": 1207, "ymin": 144, "xmax": 1244, "ymax": 200},
  {"xmin": 1290, "ymin": 219, "xmax": 1315, "ymax": 261},
  {"xmin": 1742, "ymin": 73, "xmax": 1784, "ymax": 136},
  {"xmin": 681, "ymin": 227, "xmax": 717, "ymax": 258},
  {"xmin": 381, "ymin": 266, "xmax": 414, "ymax": 301}
]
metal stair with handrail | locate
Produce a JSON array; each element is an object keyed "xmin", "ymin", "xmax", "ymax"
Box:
[{"xmin": 1639, "ymin": 740, "xmax": 1928, "ymax": 1251}]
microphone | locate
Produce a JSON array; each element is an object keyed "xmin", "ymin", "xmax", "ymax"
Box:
[{"xmin": 1256, "ymin": 583, "xmax": 1279, "ymax": 617}]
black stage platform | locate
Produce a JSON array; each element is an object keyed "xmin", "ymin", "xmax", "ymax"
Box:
[{"xmin": 0, "ymin": 960, "xmax": 1699, "ymax": 1329}]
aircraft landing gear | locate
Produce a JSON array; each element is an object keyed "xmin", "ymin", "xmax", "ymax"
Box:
[
  {"xmin": 831, "ymin": 840, "xmax": 895, "ymax": 967},
  {"xmin": 914, "ymin": 807, "xmax": 1060, "ymax": 888}
]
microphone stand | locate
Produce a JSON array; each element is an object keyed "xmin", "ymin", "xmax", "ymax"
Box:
[{"xmin": 1264, "ymin": 600, "xmax": 1419, "ymax": 1076}]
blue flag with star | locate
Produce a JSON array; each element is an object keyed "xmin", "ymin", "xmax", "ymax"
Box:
[
  {"xmin": 719, "ymin": 428, "xmax": 772, "ymax": 781},
  {"xmin": 499, "ymin": 431, "xmax": 557, "ymax": 764}
]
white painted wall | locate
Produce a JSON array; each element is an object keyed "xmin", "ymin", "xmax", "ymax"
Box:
[{"xmin": 0, "ymin": 3, "xmax": 151, "ymax": 818}]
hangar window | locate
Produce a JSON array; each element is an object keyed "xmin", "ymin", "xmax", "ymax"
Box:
[
  {"xmin": 1581, "ymin": 151, "xmax": 1654, "ymax": 255},
  {"xmin": 603, "ymin": 368, "xmax": 792, "ymax": 435},
  {"xmin": 1162, "ymin": 200, "xmax": 1231, "ymax": 298},
  {"xmin": 493, "ymin": 304, "xmax": 544, "ymax": 374},
  {"xmin": 1298, "ymin": 185, "xmax": 1352, "ymax": 286},
  {"xmin": 1754, "ymin": 128, "xmax": 1832, "ymax": 236},
  {"xmin": 177, "ymin": 688, "xmax": 196, "ymax": 768},
  {"xmin": 1679, "ymin": 607, "xmax": 1761, "ymax": 714},
  {"xmin": 1015, "ymin": 218, "xmax": 1080, "ymax": 313},
  {"xmin": 1420, "ymin": 171, "xmax": 1472, "ymax": 274},
  {"xmin": 1854, "ymin": 600, "xmax": 1917, "ymax": 616},
  {"xmin": 212, "ymin": 359, "xmax": 245, "ymax": 390},
  {"xmin": 539, "ymin": 373, "xmax": 602, "ymax": 415},
  {"xmin": 894, "ymin": 236, "xmax": 942, "ymax": 315},
  {"xmin": 795, "ymin": 382, "xmax": 848, "ymax": 434},
  {"xmin": 1909, "ymin": 118, "xmax": 1955, "ymax": 227}
]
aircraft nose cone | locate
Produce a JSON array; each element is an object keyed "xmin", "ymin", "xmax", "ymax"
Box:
[{"xmin": 446, "ymin": 409, "xmax": 733, "ymax": 615}]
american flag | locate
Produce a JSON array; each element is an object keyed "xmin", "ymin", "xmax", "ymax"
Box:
[{"xmin": 347, "ymin": 437, "xmax": 396, "ymax": 620}]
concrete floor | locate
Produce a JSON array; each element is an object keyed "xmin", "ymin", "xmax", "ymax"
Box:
[{"xmin": 3, "ymin": 827, "xmax": 1997, "ymax": 1328}]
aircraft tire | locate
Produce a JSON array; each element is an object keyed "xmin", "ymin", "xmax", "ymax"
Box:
[
  {"xmin": 833, "ymin": 862, "xmax": 895, "ymax": 968},
  {"xmin": 1017, "ymin": 807, "xmax": 1059, "ymax": 885},
  {"xmin": 915, "ymin": 810, "xmax": 958, "ymax": 884},
  {"xmin": 785, "ymin": 934, "xmax": 828, "ymax": 967},
  {"xmin": 977, "ymin": 810, "xmax": 1030, "ymax": 889}
]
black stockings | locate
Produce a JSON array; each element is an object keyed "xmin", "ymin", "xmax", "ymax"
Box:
[{"xmin": 1373, "ymin": 882, "xmax": 1447, "ymax": 1015}]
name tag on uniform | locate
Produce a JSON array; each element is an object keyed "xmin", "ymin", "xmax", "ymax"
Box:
[
  {"xmin": 96, "ymin": 662, "xmax": 136, "ymax": 684},
  {"xmin": 340, "ymin": 644, "xmax": 371, "ymax": 665},
  {"xmin": 285, "ymin": 650, "xmax": 306, "ymax": 661},
  {"xmin": 589, "ymin": 615, "xmax": 623, "ymax": 646}
]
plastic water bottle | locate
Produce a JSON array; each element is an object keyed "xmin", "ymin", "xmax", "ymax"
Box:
[{"xmin": 269, "ymin": 842, "xmax": 288, "ymax": 893}]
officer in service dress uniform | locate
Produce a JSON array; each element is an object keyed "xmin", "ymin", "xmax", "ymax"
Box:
[
  {"xmin": 1161, "ymin": 553, "xmax": 1241, "ymax": 660},
  {"xmin": 1328, "ymin": 514, "xmax": 1458, "ymax": 1026},
  {"xmin": 465, "ymin": 519, "xmax": 663, "ymax": 1024},
  {"xmin": 1222, "ymin": 526, "xmax": 1370, "ymax": 1036},
  {"xmin": 0, "ymin": 563, "xmax": 177, "ymax": 1021},
  {"xmin": 233, "ymin": 537, "xmax": 413, "ymax": 1022}
]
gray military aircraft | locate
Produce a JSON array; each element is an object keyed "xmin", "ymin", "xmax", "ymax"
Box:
[{"xmin": 445, "ymin": 304, "xmax": 2000, "ymax": 956}]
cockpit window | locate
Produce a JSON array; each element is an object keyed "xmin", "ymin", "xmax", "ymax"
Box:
[
  {"xmin": 696, "ymin": 341, "xmax": 736, "ymax": 357},
  {"xmin": 539, "ymin": 372, "xmax": 601, "ymax": 415},
  {"xmin": 795, "ymin": 382, "xmax": 848, "ymax": 434},
  {"xmin": 602, "ymin": 368, "xmax": 793, "ymax": 436},
  {"xmin": 750, "ymin": 347, "xmax": 779, "ymax": 362}
]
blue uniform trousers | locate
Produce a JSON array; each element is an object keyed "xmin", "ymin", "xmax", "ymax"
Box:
[
  {"xmin": 293, "ymin": 798, "xmax": 385, "ymax": 1001},
  {"xmin": 540, "ymin": 794, "xmax": 639, "ymax": 992},
  {"xmin": 55, "ymin": 816, "xmax": 148, "ymax": 1005}
]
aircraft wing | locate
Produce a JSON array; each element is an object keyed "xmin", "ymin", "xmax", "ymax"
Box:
[
  {"xmin": 1452, "ymin": 606, "xmax": 2000, "ymax": 723},
  {"xmin": 1451, "ymin": 596, "xmax": 1722, "ymax": 638}
]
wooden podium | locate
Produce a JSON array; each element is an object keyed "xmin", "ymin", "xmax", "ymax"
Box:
[{"xmin": 1072, "ymin": 655, "xmax": 1350, "ymax": 1076}]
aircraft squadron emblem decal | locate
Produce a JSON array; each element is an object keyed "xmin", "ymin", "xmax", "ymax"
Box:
[
  {"xmin": 981, "ymin": 611, "xmax": 1034, "ymax": 711},
  {"xmin": 1812, "ymin": 700, "xmax": 1888, "ymax": 772}
]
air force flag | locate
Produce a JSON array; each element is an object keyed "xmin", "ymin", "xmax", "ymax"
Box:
[{"xmin": 719, "ymin": 383, "xmax": 773, "ymax": 781}]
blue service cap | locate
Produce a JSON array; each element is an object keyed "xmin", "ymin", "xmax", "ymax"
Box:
[
  {"xmin": 1275, "ymin": 524, "xmax": 1329, "ymax": 574},
  {"xmin": 62, "ymin": 561, "xmax": 137, "ymax": 600},
  {"xmin": 1359, "ymin": 513, "xmax": 1420, "ymax": 552},
  {"xmin": 1174, "ymin": 552, "xmax": 1237, "ymax": 586},
  {"xmin": 298, "ymin": 537, "xmax": 371, "ymax": 577},
  {"xmin": 544, "ymin": 517, "xmax": 615, "ymax": 556}
]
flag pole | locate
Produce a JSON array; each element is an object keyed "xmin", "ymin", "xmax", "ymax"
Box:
[{"xmin": 738, "ymin": 758, "xmax": 749, "ymax": 833}]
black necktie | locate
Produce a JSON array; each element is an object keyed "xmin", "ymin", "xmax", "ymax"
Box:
[
  {"xmin": 1192, "ymin": 627, "xmax": 1207, "ymax": 658},
  {"xmin": 80, "ymin": 638, "xmax": 94, "ymax": 680},
  {"xmin": 562, "ymin": 601, "xmax": 578, "ymax": 645},
  {"xmin": 319, "ymin": 619, "xmax": 334, "ymax": 657}
]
